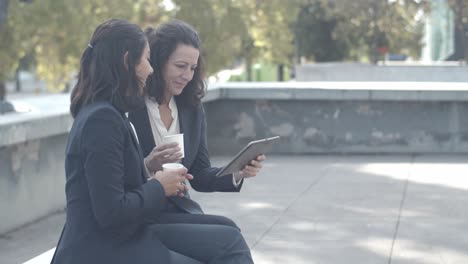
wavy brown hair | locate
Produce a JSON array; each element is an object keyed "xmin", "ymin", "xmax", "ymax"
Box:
[{"xmin": 145, "ymin": 19, "xmax": 206, "ymax": 108}]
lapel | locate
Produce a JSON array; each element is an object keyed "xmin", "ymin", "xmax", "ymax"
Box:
[
  {"xmin": 126, "ymin": 121, "xmax": 139, "ymax": 151},
  {"xmin": 133, "ymin": 106, "xmax": 156, "ymax": 158},
  {"xmin": 177, "ymin": 102, "xmax": 193, "ymax": 168},
  {"xmin": 123, "ymin": 115, "xmax": 148, "ymax": 181}
]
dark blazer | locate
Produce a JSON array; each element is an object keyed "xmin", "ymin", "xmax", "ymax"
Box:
[
  {"xmin": 129, "ymin": 99, "xmax": 242, "ymax": 194},
  {"xmin": 53, "ymin": 101, "xmax": 171, "ymax": 264}
]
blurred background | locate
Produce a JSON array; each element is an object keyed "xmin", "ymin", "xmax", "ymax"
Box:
[
  {"xmin": 2, "ymin": 2, "xmax": 468, "ymax": 263},
  {"xmin": 0, "ymin": 0, "xmax": 467, "ymax": 98}
]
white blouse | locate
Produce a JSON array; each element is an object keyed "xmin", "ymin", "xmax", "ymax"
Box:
[{"xmin": 145, "ymin": 96, "xmax": 180, "ymax": 147}]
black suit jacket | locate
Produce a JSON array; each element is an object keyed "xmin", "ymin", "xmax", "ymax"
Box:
[
  {"xmin": 53, "ymin": 101, "xmax": 171, "ymax": 264},
  {"xmin": 129, "ymin": 99, "xmax": 242, "ymax": 194}
]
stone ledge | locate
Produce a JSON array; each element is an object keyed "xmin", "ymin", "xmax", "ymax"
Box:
[
  {"xmin": 0, "ymin": 94, "xmax": 72, "ymax": 147},
  {"xmin": 3, "ymin": 82, "xmax": 468, "ymax": 147},
  {"xmin": 206, "ymin": 82, "xmax": 468, "ymax": 102}
]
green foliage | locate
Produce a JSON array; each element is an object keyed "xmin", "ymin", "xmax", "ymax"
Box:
[
  {"xmin": 228, "ymin": 62, "xmax": 290, "ymax": 82},
  {"xmin": 28, "ymin": 0, "xmax": 139, "ymax": 91},
  {"xmin": 292, "ymin": 0, "xmax": 426, "ymax": 63},
  {"xmin": 294, "ymin": 2, "xmax": 348, "ymax": 62},
  {"xmin": 171, "ymin": 0, "xmax": 247, "ymax": 75},
  {"xmin": 332, "ymin": 0, "xmax": 426, "ymax": 62},
  {"xmin": 1, "ymin": 0, "xmax": 161, "ymax": 90},
  {"xmin": 0, "ymin": 0, "xmax": 431, "ymax": 91},
  {"xmin": 0, "ymin": 1, "xmax": 32, "ymax": 81}
]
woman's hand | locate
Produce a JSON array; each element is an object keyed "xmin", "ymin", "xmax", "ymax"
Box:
[
  {"xmin": 151, "ymin": 167, "xmax": 194, "ymax": 197},
  {"xmin": 144, "ymin": 142, "xmax": 183, "ymax": 173},
  {"xmin": 236, "ymin": 154, "xmax": 266, "ymax": 180}
]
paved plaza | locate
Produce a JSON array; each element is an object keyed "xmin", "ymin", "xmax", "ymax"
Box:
[{"xmin": 1, "ymin": 154, "xmax": 467, "ymax": 264}]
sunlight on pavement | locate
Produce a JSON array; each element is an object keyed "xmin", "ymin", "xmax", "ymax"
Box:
[
  {"xmin": 240, "ymin": 202, "xmax": 276, "ymax": 209},
  {"xmin": 391, "ymin": 239, "xmax": 468, "ymax": 264},
  {"xmin": 253, "ymin": 250, "xmax": 317, "ymax": 264},
  {"xmin": 357, "ymin": 163, "xmax": 410, "ymax": 181},
  {"xmin": 358, "ymin": 163, "xmax": 468, "ymax": 191},
  {"xmin": 409, "ymin": 164, "xmax": 468, "ymax": 191},
  {"xmin": 287, "ymin": 220, "xmax": 316, "ymax": 231},
  {"xmin": 355, "ymin": 237, "xmax": 392, "ymax": 257}
]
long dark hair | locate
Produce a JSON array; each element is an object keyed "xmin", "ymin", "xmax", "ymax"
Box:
[
  {"xmin": 145, "ymin": 19, "xmax": 205, "ymax": 107},
  {"xmin": 70, "ymin": 19, "xmax": 147, "ymax": 118}
]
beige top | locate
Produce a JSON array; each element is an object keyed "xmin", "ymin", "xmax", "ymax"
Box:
[{"xmin": 145, "ymin": 96, "xmax": 180, "ymax": 146}]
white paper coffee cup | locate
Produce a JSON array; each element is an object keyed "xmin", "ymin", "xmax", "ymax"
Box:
[
  {"xmin": 162, "ymin": 163, "xmax": 185, "ymax": 171},
  {"xmin": 162, "ymin": 134, "xmax": 184, "ymax": 158}
]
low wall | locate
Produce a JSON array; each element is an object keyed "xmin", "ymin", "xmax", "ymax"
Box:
[
  {"xmin": 204, "ymin": 82, "xmax": 468, "ymax": 155},
  {"xmin": 295, "ymin": 63, "xmax": 468, "ymax": 82},
  {"xmin": 0, "ymin": 94, "xmax": 71, "ymax": 234},
  {"xmin": 2, "ymin": 82, "xmax": 468, "ymax": 233}
]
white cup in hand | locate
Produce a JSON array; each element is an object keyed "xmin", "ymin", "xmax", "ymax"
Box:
[
  {"xmin": 162, "ymin": 163, "xmax": 186, "ymax": 194},
  {"xmin": 162, "ymin": 163, "xmax": 185, "ymax": 171},
  {"xmin": 162, "ymin": 134, "xmax": 184, "ymax": 158}
]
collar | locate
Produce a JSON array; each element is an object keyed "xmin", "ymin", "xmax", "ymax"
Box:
[{"xmin": 146, "ymin": 96, "xmax": 177, "ymax": 120}]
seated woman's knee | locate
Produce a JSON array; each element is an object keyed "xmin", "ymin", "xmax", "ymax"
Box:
[{"xmin": 213, "ymin": 215, "xmax": 240, "ymax": 231}]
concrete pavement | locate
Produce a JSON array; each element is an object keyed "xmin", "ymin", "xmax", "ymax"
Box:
[{"xmin": 1, "ymin": 155, "xmax": 467, "ymax": 264}]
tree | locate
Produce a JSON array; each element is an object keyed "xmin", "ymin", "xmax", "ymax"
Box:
[
  {"xmin": 294, "ymin": 1, "xmax": 349, "ymax": 62},
  {"xmin": 0, "ymin": 0, "xmax": 33, "ymax": 101},
  {"xmin": 293, "ymin": 0, "xmax": 426, "ymax": 63},
  {"xmin": 0, "ymin": 0, "xmax": 432, "ymax": 95},
  {"xmin": 334, "ymin": 0, "xmax": 427, "ymax": 63},
  {"xmin": 0, "ymin": 0, "xmax": 8, "ymax": 27},
  {"xmin": 26, "ymin": 0, "xmax": 139, "ymax": 91},
  {"xmin": 1, "ymin": 0, "xmax": 152, "ymax": 96},
  {"xmin": 232, "ymin": 0, "xmax": 296, "ymax": 80},
  {"xmin": 133, "ymin": 0, "xmax": 167, "ymax": 28},
  {"xmin": 170, "ymin": 0, "xmax": 247, "ymax": 76}
]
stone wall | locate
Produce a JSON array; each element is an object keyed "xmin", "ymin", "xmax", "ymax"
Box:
[
  {"xmin": 0, "ymin": 94, "xmax": 71, "ymax": 234},
  {"xmin": 295, "ymin": 63, "xmax": 468, "ymax": 82},
  {"xmin": 204, "ymin": 82, "xmax": 468, "ymax": 155}
]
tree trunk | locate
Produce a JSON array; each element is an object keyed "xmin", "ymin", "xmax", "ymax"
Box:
[
  {"xmin": 370, "ymin": 4, "xmax": 379, "ymax": 64},
  {"xmin": 0, "ymin": 81, "xmax": 6, "ymax": 101},
  {"xmin": 63, "ymin": 82, "xmax": 70, "ymax": 93},
  {"xmin": 0, "ymin": 81, "xmax": 15, "ymax": 114},
  {"xmin": 15, "ymin": 67, "xmax": 21, "ymax": 92},
  {"xmin": 464, "ymin": 33, "xmax": 468, "ymax": 64},
  {"xmin": 246, "ymin": 59, "xmax": 252, "ymax": 82},
  {"xmin": 242, "ymin": 37, "xmax": 255, "ymax": 82},
  {"xmin": 0, "ymin": 0, "xmax": 9, "ymax": 28},
  {"xmin": 277, "ymin": 64, "xmax": 284, "ymax": 81}
]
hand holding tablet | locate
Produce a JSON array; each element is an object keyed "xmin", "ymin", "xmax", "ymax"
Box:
[{"xmin": 216, "ymin": 136, "xmax": 280, "ymax": 177}]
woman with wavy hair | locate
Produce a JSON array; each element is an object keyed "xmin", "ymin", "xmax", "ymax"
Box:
[{"xmin": 129, "ymin": 19, "xmax": 265, "ymax": 263}]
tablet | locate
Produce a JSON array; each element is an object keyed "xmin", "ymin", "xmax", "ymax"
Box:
[{"xmin": 216, "ymin": 136, "xmax": 280, "ymax": 177}]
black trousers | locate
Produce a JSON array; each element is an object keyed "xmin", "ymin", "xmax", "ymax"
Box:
[
  {"xmin": 151, "ymin": 213, "xmax": 253, "ymax": 264},
  {"xmin": 155, "ymin": 213, "xmax": 240, "ymax": 230},
  {"xmin": 150, "ymin": 223, "xmax": 254, "ymax": 264}
]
